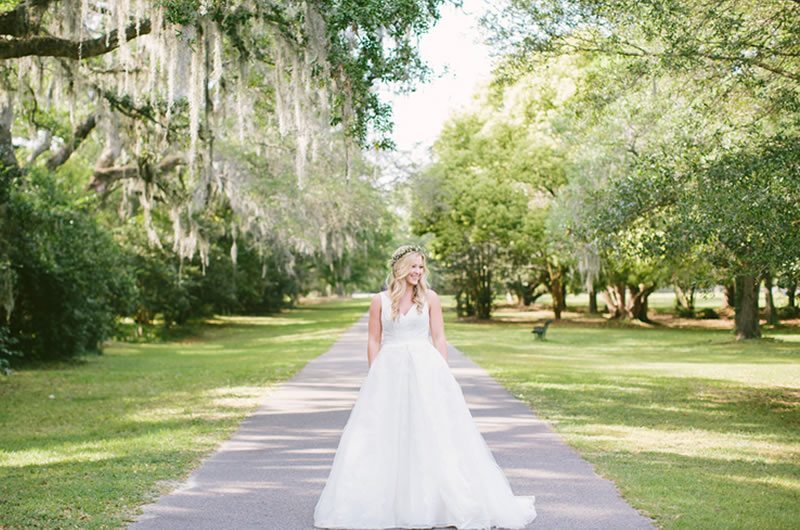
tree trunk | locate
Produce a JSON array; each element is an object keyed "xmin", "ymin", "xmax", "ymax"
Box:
[
  {"xmin": 455, "ymin": 289, "xmax": 474, "ymax": 318},
  {"xmin": 788, "ymin": 281, "xmax": 797, "ymax": 308},
  {"xmin": 640, "ymin": 286, "xmax": 655, "ymax": 321},
  {"xmin": 510, "ymin": 283, "xmax": 524, "ymax": 307},
  {"xmin": 546, "ymin": 262, "xmax": 563, "ymax": 320},
  {"xmin": 550, "ymin": 277, "xmax": 563, "ymax": 320},
  {"xmin": 638, "ymin": 292, "xmax": 651, "ymax": 321},
  {"xmin": 476, "ymin": 267, "xmax": 492, "ymax": 319},
  {"xmin": 627, "ymin": 283, "xmax": 655, "ymax": 322},
  {"xmin": 508, "ymin": 278, "xmax": 535, "ymax": 307},
  {"xmin": 474, "ymin": 246, "xmax": 493, "ymax": 320},
  {"xmin": 763, "ymin": 272, "xmax": 779, "ymax": 325},
  {"xmin": 734, "ymin": 274, "xmax": 761, "ymax": 339},
  {"xmin": 723, "ymin": 282, "xmax": 735, "ymax": 309},
  {"xmin": 588, "ymin": 287, "xmax": 598, "ymax": 314},
  {"xmin": 603, "ymin": 283, "xmax": 626, "ymax": 319},
  {"xmin": 674, "ymin": 284, "xmax": 695, "ymax": 312}
]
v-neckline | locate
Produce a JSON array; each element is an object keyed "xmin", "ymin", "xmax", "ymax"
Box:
[
  {"xmin": 385, "ymin": 291, "xmax": 422, "ymax": 318},
  {"xmin": 399, "ymin": 303, "xmax": 414, "ymax": 318}
]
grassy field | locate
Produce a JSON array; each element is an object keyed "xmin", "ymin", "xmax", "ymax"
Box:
[
  {"xmin": 444, "ymin": 300, "xmax": 800, "ymax": 529},
  {"xmin": 0, "ymin": 299, "xmax": 368, "ymax": 529}
]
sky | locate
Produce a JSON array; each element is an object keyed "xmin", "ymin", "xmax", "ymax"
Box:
[{"xmin": 379, "ymin": 0, "xmax": 493, "ymax": 167}]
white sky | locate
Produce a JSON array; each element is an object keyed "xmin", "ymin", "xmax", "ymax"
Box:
[{"xmin": 379, "ymin": 0, "xmax": 493, "ymax": 166}]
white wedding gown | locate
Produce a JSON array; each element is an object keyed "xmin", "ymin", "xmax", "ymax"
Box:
[{"xmin": 313, "ymin": 291, "xmax": 537, "ymax": 529}]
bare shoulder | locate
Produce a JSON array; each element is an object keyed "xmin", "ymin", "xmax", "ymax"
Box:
[
  {"xmin": 369, "ymin": 293, "xmax": 382, "ymax": 322},
  {"xmin": 426, "ymin": 289, "xmax": 442, "ymax": 306},
  {"xmin": 370, "ymin": 292, "xmax": 383, "ymax": 306}
]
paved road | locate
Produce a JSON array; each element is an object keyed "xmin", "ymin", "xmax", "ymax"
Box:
[{"xmin": 129, "ymin": 315, "xmax": 655, "ymax": 530}]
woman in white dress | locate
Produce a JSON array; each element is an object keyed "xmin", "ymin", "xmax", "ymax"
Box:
[{"xmin": 314, "ymin": 245, "xmax": 537, "ymax": 529}]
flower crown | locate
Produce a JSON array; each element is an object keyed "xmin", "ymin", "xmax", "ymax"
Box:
[{"xmin": 389, "ymin": 244, "xmax": 427, "ymax": 268}]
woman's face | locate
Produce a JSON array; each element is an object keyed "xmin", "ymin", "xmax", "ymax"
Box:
[{"xmin": 404, "ymin": 253, "xmax": 424, "ymax": 287}]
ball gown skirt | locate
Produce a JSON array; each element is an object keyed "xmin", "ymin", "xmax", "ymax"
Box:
[{"xmin": 313, "ymin": 291, "xmax": 536, "ymax": 529}]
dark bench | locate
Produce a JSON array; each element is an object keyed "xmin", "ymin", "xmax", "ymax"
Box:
[{"xmin": 531, "ymin": 320, "xmax": 553, "ymax": 340}]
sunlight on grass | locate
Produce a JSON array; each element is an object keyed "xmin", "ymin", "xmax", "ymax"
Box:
[
  {"xmin": 211, "ymin": 315, "xmax": 316, "ymax": 326},
  {"xmin": 205, "ymin": 385, "xmax": 273, "ymax": 410},
  {"xmin": 1, "ymin": 445, "xmax": 117, "ymax": 467},
  {"xmin": 516, "ymin": 381, "xmax": 651, "ymax": 394},
  {"xmin": 616, "ymin": 362, "xmax": 800, "ymax": 388},
  {"xmin": 568, "ymin": 424, "xmax": 799, "ymax": 464},
  {"xmin": 723, "ymin": 473, "xmax": 800, "ymax": 491},
  {"xmin": 125, "ymin": 405, "xmax": 191, "ymax": 422},
  {"xmin": 256, "ymin": 328, "xmax": 343, "ymax": 343}
]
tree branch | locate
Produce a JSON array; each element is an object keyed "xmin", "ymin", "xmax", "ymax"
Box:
[
  {"xmin": 0, "ymin": 0, "xmax": 54, "ymax": 37},
  {"xmin": 46, "ymin": 113, "xmax": 97, "ymax": 170},
  {"xmin": 0, "ymin": 18, "xmax": 152, "ymax": 60},
  {"xmin": 98, "ymin": 87, "xmax": 172, "ymax": 130},
  {"xmin": 565, "ymin": 43, "xmax": 800, "ymax": 82},
  {"xmin": 25, "ymin": 129, "xmax": 52, "ymax": 165},
  {"xmin": 88, "ymin": 154, "xmax": 185, "ymax": 193},
  {"xmin": 52, "ymin": 61, "xmax": 178, "ymax": 133}
]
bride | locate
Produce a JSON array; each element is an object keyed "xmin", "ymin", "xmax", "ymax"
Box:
[{"xmin": 314, "ymin": 244, "xmax": 537, "ymax": 529}]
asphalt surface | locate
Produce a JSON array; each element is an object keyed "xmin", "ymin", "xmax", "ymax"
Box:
[{"xmin": 129, "ymin": 314, "xmax": 656, "ymax": 530}]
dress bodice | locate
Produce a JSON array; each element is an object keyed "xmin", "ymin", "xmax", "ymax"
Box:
[{"xmin": 379, "ymin": 291, "xmax": 431, "ymax": 346}]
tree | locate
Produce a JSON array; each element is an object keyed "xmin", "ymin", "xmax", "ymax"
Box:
[
  {"xmin": 413, "ymin": 57, "xmax": 578, "ymax": 319},
  {"xmin": 485, "ymin": 1, "xmax": 800, "ymax": 338},
  {"xmin": 1, "ymin": 0, "xmax": 447, "ymax": 256},
  {"xmin": 0, "ymin": 0, "xmax": 448, "ymax": 362},
  {"xmin": 413, "ymin": 161, "xmax": 528, "ymax": 319}
]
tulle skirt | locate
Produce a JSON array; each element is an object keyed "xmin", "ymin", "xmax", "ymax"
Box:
[{"xmin": 313, "ymin": 338, "xmax": 536, "ymax": 529}]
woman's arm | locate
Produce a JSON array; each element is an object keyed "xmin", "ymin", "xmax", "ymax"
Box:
[
  {"xmin": 367, "ymin": 293, "xmax": 382, "ymax": 368},
  {"xmin": 428, "ymin": 290, "xmax": 448, "ymax": 361}
]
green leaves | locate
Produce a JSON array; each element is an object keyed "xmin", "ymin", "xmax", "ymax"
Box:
[
  {"xmin": 319, "ymin": 0, "xmax": 444, "ymax": 144},
  {"xmin": 2, "ymin": 168, "xmax": 136, "ymax": 362},
  {"xmin": 411, "ymin": 58, "xmax": 584, "ymax": 317}
]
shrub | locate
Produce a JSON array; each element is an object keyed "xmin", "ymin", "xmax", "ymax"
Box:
[
  {"xmin": 697, "ymin": 307, "xmax": 719, "ymax": 320},
  {"xmin": 1, "ymin": 170, "xmax": 136, "ymax": 363},
  {"xmin": 777, "ymin": 305, "xmax": 800, "ymax": 319},
  {"xmin": 0, "ymin": 325, "xmax": 20, "ymax": 374},
  {"xmin": 127, "ymin": 240, "xmax": 202, "ymax": 327}
]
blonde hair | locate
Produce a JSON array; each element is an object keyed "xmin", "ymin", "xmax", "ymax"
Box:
[{"xmin": 385, "ymin": 247, "xmax": 429, "ymax": 321}]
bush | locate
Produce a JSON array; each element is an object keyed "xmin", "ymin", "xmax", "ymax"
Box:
[
  {"xmin": 777, "ymin": 305, "xmax": 800, "ymax": 319},
  {"xmin": 126, "ymin": 240, "xmax": 202, "ymax": 327},
  {"xmin": 0, "ymin": 325, "xmax": 20, "ymax": 374},
  {"xmin": 119, "ymin": 214, "xmax": 299, "ymax": 331},
  {"xmin": 697, "ymin": 307, "xmax": 719, "ymax": 319},
  {"xmin": 226, "ymin": 242, "xmax": 300, "ymax": 313},
  {"xmin": 1, "ymin": 170, "xmax": 136, "ymax": 364}
]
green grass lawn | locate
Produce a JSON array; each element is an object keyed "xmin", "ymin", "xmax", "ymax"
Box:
[
  {"xmin": 0, "ymin": 299, "xmax": 368, "ymax": 529},
  {"xmin": 444, "ymin": 301, "xmax": 800, "ymax": 529}
]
